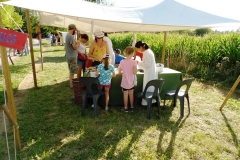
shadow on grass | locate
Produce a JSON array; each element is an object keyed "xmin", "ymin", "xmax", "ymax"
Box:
[
  {"xmin": 220, "ymin": 111, "xmax": 239, "ymax": 149},
  {"xmin": 42, "ymin": 56, "xmax": 66, "ymax": 64},
  {"xmin": 0, "ymin": 62, "xmax": 37, "ymax": 104},
  {"xmin": 198, "ymin": 80, "xmax": 240, "ymax": 101},
  {"xmin": 0, "ymin": 80, "xmax": 189, "ymax": 159},
  {"xmin": 160, "ymin": 113, "xmax": 189, "ymax": 159},
  {"xmin": 43, "ymin": 49, "xmax": 65, "ymax": 53},
  {"xmin": 9, "ymin": 62, "xmax": 35, "ymax": 73},
  {"xmin": 156, "ymin": 102, "xmax": 190, "ymax": 159}
]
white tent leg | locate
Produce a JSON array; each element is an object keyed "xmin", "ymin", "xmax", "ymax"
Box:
[
  {"xmin": 161, "ymin": 31, "xmax": 167, "ymax": 64},
  {"xmin": 132, "ymin": 31, "xmax": 136, "ymax": 47}
]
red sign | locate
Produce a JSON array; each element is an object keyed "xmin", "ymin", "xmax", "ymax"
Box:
[{"xmin": 0, "ymin": 28, "xmax": 28, "ymax": 50}]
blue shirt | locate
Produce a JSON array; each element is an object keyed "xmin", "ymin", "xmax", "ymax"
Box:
[
  {"xmin": 97, "ymin": 64, "xmax": 115, "ymax": 85},
  {"xmin": 115, "ymin": 55, "xmax": 125, "ymax": 64}
]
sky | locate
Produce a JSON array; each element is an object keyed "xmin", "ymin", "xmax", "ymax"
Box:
[{"xmin": 110, "ymin": 0, "xmax": 240, "ymax": 31}]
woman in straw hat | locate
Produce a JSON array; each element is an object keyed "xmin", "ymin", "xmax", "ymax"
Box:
[{"xmin": 88, "ymin": 29, "xmax": 109, "ymax": 66}]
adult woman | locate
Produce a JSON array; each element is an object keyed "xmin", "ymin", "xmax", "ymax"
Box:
[
  {"xmin": 135, "ymin": 41, "xmax": 157, "ymax": 106},
  {"xmin": 88, "ymin": 29, "xmax": 109, "ymax": 66},
  {"xmin": 103, "ymin": 32, "xmax": 115, "ymax": 65}
]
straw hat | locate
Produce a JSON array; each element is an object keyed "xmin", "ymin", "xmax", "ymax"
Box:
[{"xmin": 94, "ymin": 29, "xmax": 104, "ymax": 38}]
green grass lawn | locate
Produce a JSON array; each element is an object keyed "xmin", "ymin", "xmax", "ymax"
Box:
[{"xmin": 0, "ymin": 42, "xmax": 239, "ymax": 160}]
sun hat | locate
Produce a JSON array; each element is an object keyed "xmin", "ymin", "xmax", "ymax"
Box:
[
  {"xmin": 94, "ymin": 29, "xmax": 104, "ymax": 38},
  {"xmin": 68, "ymin": 24, "xmax": 76, "ymax": 30},
  {"xmin": 102, "ymin": 54, "xmax": 110, "ymax": 59}
]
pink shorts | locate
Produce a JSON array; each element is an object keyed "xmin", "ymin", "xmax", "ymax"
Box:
[{"xmin": 100, "ymin": 84, "xmax": 111, "ymax": 88}]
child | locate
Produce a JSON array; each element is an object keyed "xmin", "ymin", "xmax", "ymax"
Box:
[
  {"xmin": 118, "ymin": 46, "xmax": 138, "ymax": 112},
  {"xmin": 77, "ymin": 34, "xmax": 89, "ymax": 78},
  {"xmin": 96, "ymin": 54, "xmax": 116, "ymax": 111},
  {"xmin": 114, "ymin": 49, "xmax": 125, "ymax": 64}
]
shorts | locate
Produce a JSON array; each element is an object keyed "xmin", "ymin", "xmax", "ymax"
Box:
[
  {"xmin": 122, "ymin": 87, "xmax": 134, "ymax": 91},
  {"xmin": 100, "ymin": 84, "xmax": 111, "ymax": 88},
  {"xmin": 67, "ymin": 57, "xmax": 78, "ymax": 74},
  {"xmin": 77, "ymin": 59, "xmax": 84, "ymax": 66}
]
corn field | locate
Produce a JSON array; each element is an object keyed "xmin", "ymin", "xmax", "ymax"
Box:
[{"xmin": 109, "ymin": 32, "xmax": 240, "ymax": 85}]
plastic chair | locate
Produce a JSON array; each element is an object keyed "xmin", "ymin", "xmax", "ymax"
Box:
[
  {"xmin": 79, "ymin": 77, "xmax": 104, "ymax": 118},
  {"xmin": 135, "ymin": 79, "xmax": 164, "ymax": 119},
  {"xmin": 163, "ymin": 78, "xmax": 194, "ymax": 117}
]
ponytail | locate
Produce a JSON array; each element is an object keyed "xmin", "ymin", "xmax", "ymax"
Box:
[
  {"xmin": 135, "ymin": 41, "xmax": 149, "ymax": 49},
  {"xmin": 142, "ymin": 42, "xmax": 149, "ymax": 49},
  {"xmin": 104, "ymin": 57, "xmax": 109, "ymax": 70}
]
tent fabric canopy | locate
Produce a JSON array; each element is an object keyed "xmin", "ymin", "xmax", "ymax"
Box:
[{"xmin": 2, "ymin": 0, "xmax": 240, "ymax": 32}]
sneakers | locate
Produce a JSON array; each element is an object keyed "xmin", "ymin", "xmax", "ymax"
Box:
[
  {"xmin": 130, "ymin": 107, "xmax": 134, "ymax": 112},
  {"xmin": 121, "ymin": 107, "xmax": 134, "ymax": 112},
  {"xmin": 105, "ymin": 107, "xmax": 109, "ymax": 111},
  {"xmin": 121, "ymin": 107, "xmax": 128, "ymax": 112}
]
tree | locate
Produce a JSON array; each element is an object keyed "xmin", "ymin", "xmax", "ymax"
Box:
[
  {"xmin": 170, "ymin": 29, "xmax": 195, "ymax": 36},
  {"xmin": 14, "ymin": 7, "xmax": 66, "ymax": 37},
  {"xmin": 195, "ymin": 28, "xmax": 212, "ymax": 36},
  {"xmin": 14, "ymin": 7, "xmax": 39, "ymax": 33},
  {"xmin": 85, "ymin": 0, "xmax": 97, "ymax": 3},
  {"xmin": 85, "ymin": 0, "xmax": 115, "ymax": 6},
  {"xmin": 0, "ymin": 0, "xmax": 23, "ymax": 30}
]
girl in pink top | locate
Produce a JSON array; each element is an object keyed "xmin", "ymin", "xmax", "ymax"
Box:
[{"xmin": 118, "ymin": 46, "xmax": 138, "ymax": 112}]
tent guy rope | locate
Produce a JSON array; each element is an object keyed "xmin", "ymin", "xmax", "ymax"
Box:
[
  {"xmin": 0, "ymin": 2, "xmax": 22, "ymax": 152},
  {"xmin": 2, "ymin": 110, "xmax": 10, "ymax": 160},
  {"xmin": 1, "ymin": 63, "xmax": 11, "ymax": 159},
  {"xmin": 1, "ymin": 68, "xmax": 17, "ymax": 159}
]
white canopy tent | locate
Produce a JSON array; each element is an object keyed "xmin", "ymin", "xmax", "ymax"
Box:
[
  {"xmin": 2, "ymin": 0, "xmax": 240, "ymax": 33},
  {"xmin": 2, "ymin": 0, "xmax": 240, "ymax": 86}
]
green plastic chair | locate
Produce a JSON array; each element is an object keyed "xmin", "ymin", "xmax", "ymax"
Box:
[
  {"xmin": 163, "ymin": 78, "xmax": 194, "ymax": 117},
  {"xmin": 79, "ymin": 77, "xmax": 104, "ymax": 118},
  {"xmin": 135, "ymin": 79, "xmax": 164, "ymax": 119}
]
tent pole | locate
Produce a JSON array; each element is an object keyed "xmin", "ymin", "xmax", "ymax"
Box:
[
  {"xmin": 132, "ymin": 31, "xmax": 136, "ymax": 47},
  {"xmin": 132, "ymin": 32, "xmax": 136, "ymax": 59},
  {"xmin": 26, "ymin": 9, "xmax": 38, "ymax": 88},
  {"xmin": 220, "ymin": 75, "xmax": 240, "ymax": 110},
  {"xmin": 39, "ymin": 33, "xmax": 43, "ymax": 70},
  {"xmin": 161, "ymin": 31, "xmax": 167, "ymax": 64},
  {"xmin": 36, "ymin": 24, "xmax": 43, "ymax": 70},
  {"xmin": 91, "ymin": 20, "xmax": 95, "ymax": 40},
  {"xmin": 0, "ymin": 9, "xmax": 21, "ymax": 150},
  {"xmin": 91, "ymin": 20, "xmax": 94, "ymax": 34}
]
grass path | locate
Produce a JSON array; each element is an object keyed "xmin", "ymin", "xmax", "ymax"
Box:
[{"xmin": 0, "ymin": 44, "xmax": 239, "ymax": 160}]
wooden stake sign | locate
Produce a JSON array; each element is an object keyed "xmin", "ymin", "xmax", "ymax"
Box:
[{"xmin": 0, "ymin": 28, "xmax": 28, "ymax": 50}]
